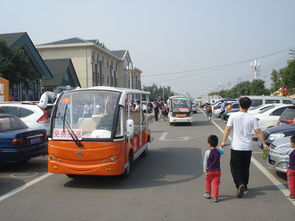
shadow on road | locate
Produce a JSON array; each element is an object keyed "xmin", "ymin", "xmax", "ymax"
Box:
[
  {"xmin": 219, "ymin": 184, "xmax": 284, "ymax": 202},
  {"xmin": 0, "ymin": 157, "xmax": 48, "ymax": 173},
  {"xmin": 0, "ymin": 177, "xmax": 26, "ymax": 196},
  {"xmin": 64, "ymin": 147, "xmax": 203, "ymax": 190}
]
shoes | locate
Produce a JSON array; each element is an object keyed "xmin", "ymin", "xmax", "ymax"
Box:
[
  {"xmin": 237, "ymin": 184, "xmax": 246, "ymax": 198},
  {"xmin": 287, "ymin": 196, "xmax": 295, "ymax": 200},
  {"xmin": 203, "ymin": 193, "xmax": 211, "ymax": 199},
  {"xmin": 212, "ymin": 198, "xmax": 219, "ymax": 203}
]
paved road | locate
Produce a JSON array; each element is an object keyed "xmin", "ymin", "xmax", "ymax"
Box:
[{"xmin": 0, "ymin": 112, "xmax": 294, "ymax": 221}]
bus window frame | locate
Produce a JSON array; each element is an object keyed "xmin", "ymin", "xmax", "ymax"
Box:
[{"xmin": 50, "ymin": 89, "xmax": 122, "ymax": 142}]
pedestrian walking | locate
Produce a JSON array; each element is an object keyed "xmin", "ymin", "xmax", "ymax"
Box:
[
  {"xmin": 203, "ymin": 135, "xmax": 224, "ymax": 202},
  {"xmin": 220, "ymin": 97, "xmax": 268, "ymax": 198},
  {"xmin": 268, "ymin": 135, "xmax": 295, "ymax": 200},
  {"xmin": 205, "ymin": 103, "xmax": 212, "ymax": 121},
  {"xmin": 161, "ymin": 101, "xmax": 169, "ymax": 121},
  {"xmin": 154, "ymin": 102, "xmax": 160, "ymax": 121}
]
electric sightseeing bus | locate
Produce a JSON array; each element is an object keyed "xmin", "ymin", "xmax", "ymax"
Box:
[
  {"xmin": 168, "ymin": 95, "xmax": 193, "ymax": 125},
  {"xmin": 42, "ymin": 87, "xmax": 151, "ymax": 178}
]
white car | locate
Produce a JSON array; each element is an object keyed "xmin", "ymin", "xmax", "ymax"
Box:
[
  {"xmin": 0, "ymin": 103, "xmax": 51, "ymax": 134},
  {"xmin": 255, "ymin": 104, "xmax": 292, "ymax": 132},
  {"xmin": 248, "ymin": 104, "xmax": 278, "ymax": 115}
]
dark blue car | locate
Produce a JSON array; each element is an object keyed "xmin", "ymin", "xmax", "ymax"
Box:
[{"xmin": 0, "ymin": 114, "xmax": 48, "ymax": 163}]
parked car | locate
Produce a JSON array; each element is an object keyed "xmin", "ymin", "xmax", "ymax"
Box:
[
  {"xmin": 267, "ymin": 136, "xmax": 291, "ymax": 174},
  {"xmin": 192, "ymin": 101, "xmax": 197, "ymax": 113},
  {"xmin": 0, "ymin": 114, "xmax": 48, "ymax": 164},
  {"xmin": 255, "ymin": 104, "xmax": 291, "ymax": 132},
  {"xmin": 221, "ymin": 102, "xmax": 239, "ymax": 120},
  {"xmin": 0, "ymin": 103, "xmax": 51, "ymax": 134},
  {"xmin": 247, "ymin": 96, "xmax": 293, "ymax": 110},
  {"xmin": 258, "ymin": 124, "xmax": 295, "ymax": 149},
  {"xmin": 248, "ymin": 104, "xmax": 277, "ymax": 115},
  {"xmin": 213, "ymin": 100, "xmax": 236, "ymax": 117},
  {"xmin": 278, "ymin": 105, "xmax": 295, "ymax": 126}
]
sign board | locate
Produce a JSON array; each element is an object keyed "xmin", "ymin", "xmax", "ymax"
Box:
[
  {"xmin": 0, "ymin": 77, "xmax": 9, "ymax": 102},
  {"xmin": 52, "ymin": 128, "xmax": 83, "ymax": 140}
]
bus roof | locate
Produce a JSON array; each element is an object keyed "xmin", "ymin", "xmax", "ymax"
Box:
[
  {"xmin": 169, "ymin": 95, "xmax": 191, "ymax": 99},
  {"xmin": 71, "ymin": 86, "xmax": 150, "ymax": 95}
]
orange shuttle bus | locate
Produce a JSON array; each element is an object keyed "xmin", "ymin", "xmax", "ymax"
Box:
[{"xmin": 46, "ymin": 87, "xmax": 151, "ymax": 178}]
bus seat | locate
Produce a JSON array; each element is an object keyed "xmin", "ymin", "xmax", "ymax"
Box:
[{"xmin": 77, "ymin": 118, "xmax": 96, "ymax": 134}]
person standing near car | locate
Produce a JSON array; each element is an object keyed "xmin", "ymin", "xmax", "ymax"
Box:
[
  {"xmin": 220, "ymin": 101, "xmax": 226, "ymax": 117},
  {"xmin": 220, "ymin": 97, "xmax": 269, "ymax": 198}
]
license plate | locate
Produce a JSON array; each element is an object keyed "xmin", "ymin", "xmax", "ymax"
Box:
[
  {"xmin": 280, "ymin": 122, "xmax": 286, "ymax": 126},
  {"xmin": 30, "ymin": 137, "xmax": 41, "ymax": 144}
]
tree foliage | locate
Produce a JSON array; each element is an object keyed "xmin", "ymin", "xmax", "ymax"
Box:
[
  {"xmin": 270, "ymin": 59, "xmax": 295, "ymax": 94},
  {"xmin": 0, "ymin": 40, "xmax": 41, "ymax": 86},
  {"xmin": 143, "ymin": 83, "xmax": 175, "ymax": 101},
  {"xmin": 210, "ymin": 79, "xmax": 270, "ymax": 98}
]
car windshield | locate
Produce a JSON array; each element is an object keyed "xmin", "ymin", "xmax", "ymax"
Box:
[
  {"xmin": 281, "ymin": 107, "xmax": 295, "ymax": 120},
  {"xmin": 52, "ymin": 90, "xmax": 120, "ymax": 140},
  {"xmin": 171, "ymin": 98, "xmax": 191, "ymax": 112},
  {"xmin": 259, "ymin": 105, "xmax": 275, "ymax": 114},
  {"xmin": 0, "ymin": 116, "xmax": 28, "ymax": 132}
]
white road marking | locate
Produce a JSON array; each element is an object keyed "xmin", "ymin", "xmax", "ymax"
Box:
[
  {"xmin": 198, "ymin": 107, "xmax": 295, "ymax": 206},
  {"xmin": 0, "ymin": 173, "xmax": 52, "ymax": 203},
  {"xmin": 159, "ymin": 132, "xmax": 194, "ymax": 142}
]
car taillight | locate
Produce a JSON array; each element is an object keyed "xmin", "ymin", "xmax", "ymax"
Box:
[
  {"xmin": 41, "ymin": 133, "xmax": 48, "ymax": 141},
  {"xmin": 37, "ymin": 108, "xmax": 49, "ymax": 123},
  {"xmin": 11, "ymin": 138, "xmax": 27, "ymax": 145}
]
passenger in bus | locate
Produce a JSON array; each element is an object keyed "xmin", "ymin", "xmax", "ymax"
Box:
[
  {"xmin": 83, "ymin": 105, "xmax": 92, "ymax": 117},
  {"xmin": 132, "ymin": 100, "xmax": 141, "ymax": 112}
]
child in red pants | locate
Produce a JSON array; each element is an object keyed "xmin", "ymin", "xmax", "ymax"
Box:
[
  {"xmin": 269, "ymin": 135, "xmax": 295, "ymax": 200},
  {"xmin": 203, "ymin": 135, "xmax": 224, "ymax": 202}
]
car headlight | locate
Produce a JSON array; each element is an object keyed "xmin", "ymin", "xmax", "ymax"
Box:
[{"xmin": 268, "ymin": 133, "xmax": 285, "ymax": 141}]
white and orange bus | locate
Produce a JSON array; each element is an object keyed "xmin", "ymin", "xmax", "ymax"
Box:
[
  {"xmin": 168, "ymin": 95, "xmax": 193, "ymax": 125},
  {"xmin": 44, "ymin": 87, "xmax": 151, "ymax": 178}
]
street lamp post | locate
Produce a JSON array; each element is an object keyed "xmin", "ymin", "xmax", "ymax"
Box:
[{"xmin": 250, "ymin": 60, "xmax": 260, "ymax": 80}]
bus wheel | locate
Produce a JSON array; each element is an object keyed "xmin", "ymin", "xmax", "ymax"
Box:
[
  {"xmin": 66, "ymin": 174, "xmax": 79, "ymax": 179},
  {"xmin": 142, "ymin": 146, "xmax": 148, "ymax": 157},
  {"xmin": 121, "ymin": 154, "xmax": 133, "ymax": 178}
]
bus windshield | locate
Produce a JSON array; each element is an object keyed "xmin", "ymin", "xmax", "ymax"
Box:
[
  {"xmin": 52, "ymin": 90, "xmax": 120, "ymax": 140},
  {"xmin": 171, "ymin": 98, "xmax": 191, "ymax": 113}
]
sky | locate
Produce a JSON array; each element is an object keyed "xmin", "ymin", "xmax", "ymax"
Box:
[{"xmin": 1, "ymin": 0, "xmax": 295, "ymax": 97}]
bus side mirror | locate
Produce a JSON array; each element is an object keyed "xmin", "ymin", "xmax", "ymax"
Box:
[{"xmin": 126, "ymin": 119, "xmax": 134, "ymax": 137}]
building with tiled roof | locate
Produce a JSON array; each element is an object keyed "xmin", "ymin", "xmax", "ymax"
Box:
[{"xmin": 36, "ymin": 37, "xmax": 142, "ymax": 90}]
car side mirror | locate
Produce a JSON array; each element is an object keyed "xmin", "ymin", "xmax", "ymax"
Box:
[{"xmin": 126, "ymin": 119, "xmax": 134, "ymax": 137}]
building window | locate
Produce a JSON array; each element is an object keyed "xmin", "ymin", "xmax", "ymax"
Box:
[
  {"xmin": 107, "ymin": 76, "xmax": 110, "ymax": 85},
  {"xmin": 102, "ymin": 74, "xmax": 104, "ymax": 85},
  {"xmin": 102, "ymin": 56, "xmax": 104, "ymax": 66},
  {"xmin": 107, "ymin": 58, "xmax": 109, "ymax": 67},
  {"xmin": 97, "ymin": 54, "xmax": 99, "ymax": 63}
]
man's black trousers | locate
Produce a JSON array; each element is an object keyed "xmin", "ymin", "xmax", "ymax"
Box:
[{"xmin": 230, "ymin": 149, "xmax": 252, "ymax": 189}]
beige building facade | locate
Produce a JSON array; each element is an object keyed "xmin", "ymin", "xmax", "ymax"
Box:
[{"xmin": 36, "ymin": 38, "xmax": 142, "ymax": 89}]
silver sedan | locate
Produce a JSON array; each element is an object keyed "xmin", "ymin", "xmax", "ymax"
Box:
[{"xmin": 267, "ymin": 136, "xmax": 292, "ymax": 173}]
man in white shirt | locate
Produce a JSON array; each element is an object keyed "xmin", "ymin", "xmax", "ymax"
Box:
[{"xmin": 220, "ymin": 97, "xmax": 269, "ymax": 198}]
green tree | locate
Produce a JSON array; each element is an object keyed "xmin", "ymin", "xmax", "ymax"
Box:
[
  {"xmin": 0, "ymin": 40, "xmax": 41, "ymax": 86},
  {"xmin": 270, "ymin": 69, "xmax": 281, "ymax": 92},
  {"xmin": 143, "ymin": 83, "xmax": 175, "ymax": 101},
  {"xmin": 280, "ymin": 59, "xmax": 295, "ymax": 94}
]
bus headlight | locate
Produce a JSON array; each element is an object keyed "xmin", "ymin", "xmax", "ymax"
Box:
[
  {"xmin": 109, "ymin": 156, "xmax": 116, "ymax": 162},
  {"xmin": 49, "ymin": 155, "xmax": 55, "ymax": 161}
]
